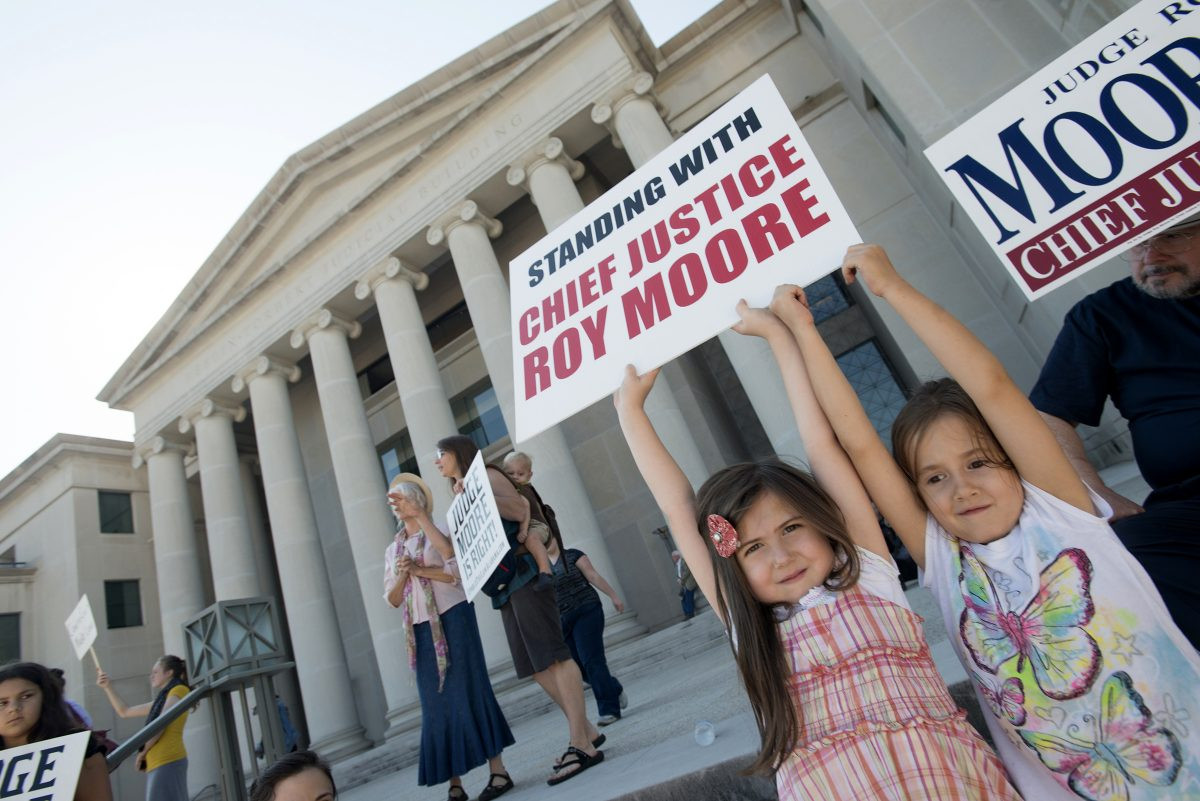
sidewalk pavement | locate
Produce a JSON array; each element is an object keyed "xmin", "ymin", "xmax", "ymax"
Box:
[{"xmin": 338, "ymin": 586, "xmax": 971, "ymax": 801}]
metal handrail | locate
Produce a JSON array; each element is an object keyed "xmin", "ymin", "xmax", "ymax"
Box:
[{"xmin": 104, "ymin": 684, "xmax": 208, "ymax": 770}]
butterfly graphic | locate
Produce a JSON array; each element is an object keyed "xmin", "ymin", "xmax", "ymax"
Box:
[
  {"xmin": 1021, "ymin": 671, "xmax": 1182, "ymax": 801},
  {"xmin": 958, "ymin": 545, "xmax": 1100, "ymax": 700},
  {"xmin": 977, "ymin": 675, "xmax": 1026, "ymax": 726}
]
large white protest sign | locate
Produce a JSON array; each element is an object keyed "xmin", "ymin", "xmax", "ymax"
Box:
[
  {"xmin": 64, "ymin": 595, "xmax": 97, "ymax": 664},
  {"xmin": 510, "ymin": 74, "xmax": 859, "ymax": 441},
  {"xmin": 446, "ymin": 452, "xmax": 510, "ymax": 601},
  {"xmin": 0, "ymin": 731, "xmax": 90, "ymax": 801},
  {"xmin": 926, "ymin": 1, "xmax": 1200, "ymax": 300}
]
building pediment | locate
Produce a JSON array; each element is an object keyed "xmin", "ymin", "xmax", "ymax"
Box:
[{"xmin": 99, "ymin": 0, "xmax": 660, "ymax": 416}]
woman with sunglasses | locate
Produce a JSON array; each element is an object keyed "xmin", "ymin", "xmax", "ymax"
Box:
[{"xmin": 385, "ymin": 470, "xmax": 515, "ymax": 801}]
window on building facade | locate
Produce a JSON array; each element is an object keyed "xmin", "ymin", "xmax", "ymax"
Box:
[
  {"xmin": 104, "ymin": 580, "xmax": 143, "ymax": 629},
  {"xmin": 805, "ymin": 274, "xmax": 851, "ymax": 323},
  {"xmin": 358, "ymin": 354, "xmax": 396, "ymax": 398},
  {"xmin": 380, "ymin": 430, "xmax": 420, "ymax": 485},
  {"xmin": 451, "ymin": 380, "xmax": 508, "ymax": 451},
  {"xmin": 98, "ymin": 491, "xmax": 133, "ymax": 533},
  {"xmin": 835, "ymin": 340, "xmax": 909, "ymax": 444},
  {"xmin": 0, "ymin": 614, "xmax": 18, "ymax": 662},
  {"xmin": 427, "ymin": 301, "xmax": 473, "ymax": 352}
]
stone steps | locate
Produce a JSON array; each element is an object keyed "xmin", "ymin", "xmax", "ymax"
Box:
[
  {"xmin": 332, "ymin": 610, "xmax": 724, "ymax": 791},
  {"xmin": 334, "ymin": 591, "xmax": 990, "ymax": 797}
]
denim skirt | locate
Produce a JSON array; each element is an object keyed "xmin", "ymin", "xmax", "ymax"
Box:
[{"xmin": 415, "ymin": 600, "xmax": 515, "ymax": 786}]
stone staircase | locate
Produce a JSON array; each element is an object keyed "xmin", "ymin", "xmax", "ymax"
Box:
[
  {"xmin": 333, "ymin": 610, "xmax": 727, "ymax": 791},
  {"xmin": 334, "ymin": 590, "xmax": 990, "ymax": 799}
]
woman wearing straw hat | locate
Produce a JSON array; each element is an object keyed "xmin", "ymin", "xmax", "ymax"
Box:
[{"xmin": 384, "ymin": 472, "xmax": 515, "ymax": 801}]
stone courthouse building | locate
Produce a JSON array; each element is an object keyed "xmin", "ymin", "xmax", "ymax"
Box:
[{"xmin": 3, "ymin": 0, "xmax": 1146, "ymax": 792}]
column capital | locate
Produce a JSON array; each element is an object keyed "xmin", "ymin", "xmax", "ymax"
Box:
[
  {"xmin": 289, "ymin": 308, "xmax": 362, "ymax": 349},
  {"xmin": 426, "ymin": 200, "xmax": 502, "ymax": 247},
  {"xmin": 132, "ymin": 435, "xmax": 191, "ymax": 469},
  {"xmin": 591, "ymin": 72, "xmax": 669, "ymax": 144},
  {"xmin": 178, "ymin": 397, "xmax": 247, "ymax": 434},
  {"xmin": 505, "ymin": 137, "xmax": 585, "ymax": 192},
  {"xmin": 353, "ymin": 256, "xmax": 429, "ymax": 301},
  {"xmin": 231, "ymin": 355, "xmax": 302, "ymax": 394}
]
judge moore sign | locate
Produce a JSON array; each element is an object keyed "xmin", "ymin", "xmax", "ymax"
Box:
[
  {"xmin": 927, "ymin": 0, "xmax": 1200, "ymax": 299},
  {"xmin": 509, "ymin": 76, "xmax": 858, "ymax": 441}
]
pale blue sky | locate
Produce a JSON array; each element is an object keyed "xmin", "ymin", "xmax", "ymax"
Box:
[{"xmin": 0, "ymin": 1, "xmax": 717, "ymax": 478}]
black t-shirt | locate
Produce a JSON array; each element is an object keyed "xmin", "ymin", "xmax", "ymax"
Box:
[
  {"xmin": 550, "ymin": 549, "xmax": 600, "ymax": 616},
  {"xmin": 1030, "ymin": 277, "xmax": 1200, "ymax": 492}
]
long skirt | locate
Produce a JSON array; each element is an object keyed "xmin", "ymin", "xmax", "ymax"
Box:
[
  {"xmin": 145, "ymin": 757, "xmax": 188, "ymax": 801},
  {"xmin": 416, "ymin": 601, "xmax": 515, "ymax": 786}
]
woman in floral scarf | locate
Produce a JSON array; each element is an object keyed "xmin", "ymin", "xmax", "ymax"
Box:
[{"xmin": 384, "ymin": 472, "xmax": 515, "ymax": 801}]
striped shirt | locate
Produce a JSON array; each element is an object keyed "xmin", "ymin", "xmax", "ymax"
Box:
[{"xmin": 550, "ymin": 549, "xmax": 599, "ymax": 616}]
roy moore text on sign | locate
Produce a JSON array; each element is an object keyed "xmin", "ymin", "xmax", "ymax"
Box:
[
  {"xmin": 925, "ymin": 0, "xmax": 1200, "ymax": 300},
  {"xmin": 509, "ymin": 75, "xmax": 858, "ymax": 442}
]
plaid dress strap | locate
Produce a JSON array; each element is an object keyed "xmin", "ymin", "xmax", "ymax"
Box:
[{"xmin": 776, "ymin": 585, "xmax": 1020, "ymax": 801}]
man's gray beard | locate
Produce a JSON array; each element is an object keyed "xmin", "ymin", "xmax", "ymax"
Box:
[{"xmin": 1134, "ymin": 273, "xmax": 1200, "ymax": 299}]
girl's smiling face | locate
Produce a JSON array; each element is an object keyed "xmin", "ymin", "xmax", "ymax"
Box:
[
  {"xmin": 734, "ymin": 490, "xmax": 835, "ymax": 606},
  {"xmin": 913, "ymin": 415, "xmax": 1023, "ymax": 544},
  {"xmin": 0, "ymin": 678, "xmax": 43, "ymax": 745}
]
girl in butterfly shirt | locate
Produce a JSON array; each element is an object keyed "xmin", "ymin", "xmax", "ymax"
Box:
[
  {"xmin": 789, "ymin": 243, "xmax": 1200, "ymax": 801},
  {"xmin": 616, "ymin": 295, "xmax": 1021, "ymax": 801}
]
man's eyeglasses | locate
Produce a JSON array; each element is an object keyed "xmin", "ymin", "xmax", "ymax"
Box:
[{"xmin": 1121, "ymin": 227, "xmax": 1200, "ymax": 261}]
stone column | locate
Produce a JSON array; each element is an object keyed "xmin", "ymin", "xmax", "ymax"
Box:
[
  {"xmin": 355, "ymin": 259, "xmax": 511, "ymax": 661},
  {"xmin": 232, "ymin": 357, "xmax": 369, "ymax": 758},
  {"xmin": 427, "ymin": 202, "xmax": 626, "ymax": 604},
  {"xmin": 354, "ymin": 259, "xmax": 456, "ymax": 516},
  {"xmin": 290, "ymin": 309, "xmax": 415, "ymax": 732},
  {"xmin": 179, "ymin": 400, "xmax": 262, "ymax": 600},
  {"xmin": 505, "ymin": 137, "xmax": 586, "ymax": 232},
  {"xmin": 237, "ymin": 457, "xmax": 278, "ymax": 601},
  {"xmin": 507, "ymin": 138, "xmax": 710, "ymax": 486},
  {"xmin": 134, "ymin": 437, "xmax": 218, "ymax": 796},
  {"xmin": 593, "ymin": 73, "xmax": 802, "ymax": 459}
]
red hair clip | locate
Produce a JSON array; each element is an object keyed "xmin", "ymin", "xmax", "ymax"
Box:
[{"xmin": 707, "ymin": 514, "xmax": 740, "ymax": 558}]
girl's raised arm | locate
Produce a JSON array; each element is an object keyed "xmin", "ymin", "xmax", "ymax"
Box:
[
  {"xmin": 842, "ymin": 244, "xmax": 1091, "ymax": 513},
  {"xmin": 733, "ymin": 298, "xmax": 888, "ymax": 559},
  {"xmin": 775, "ymin": 284, "xmax": 930, "ymax": 567},
  {"xmin": 614, "ymin": 366, "xmax": 721, "ymax": 622}
]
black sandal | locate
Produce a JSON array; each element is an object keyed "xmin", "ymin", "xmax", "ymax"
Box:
[
  {"xmin": 448, "ymin": 785, "xmax": 470, "ymax": 801},
  {"xmin": 553, "ymin": 733, "xmax": 605, "ymax": 767},
  {"xmin": 547, "ymin": 746, "xmax": 604, "ymax": 785},
  {"xmin": 477, "ymin": 772, "xmax": 513, "ymax": 801}
]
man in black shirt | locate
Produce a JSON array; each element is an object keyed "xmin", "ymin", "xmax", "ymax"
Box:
[{"xmin": 1031, "ymin": 214, "xmax": 1200, "ymax": 648}]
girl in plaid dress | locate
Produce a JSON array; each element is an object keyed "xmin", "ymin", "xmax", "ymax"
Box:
[{"xmin": 615, "ymin": 292, "xmax": 1020, "ymax": 801}]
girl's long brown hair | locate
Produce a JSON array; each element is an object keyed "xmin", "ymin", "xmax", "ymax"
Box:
[
  {"xmin": 694, "ymin": 459, "xmax": 860, "ymax": 774},
  {"xmin": 890, "ymin": 378, "xmax": 1013, "ymax": 487}
]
